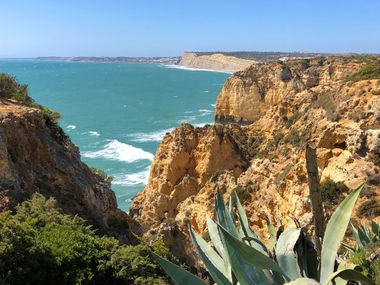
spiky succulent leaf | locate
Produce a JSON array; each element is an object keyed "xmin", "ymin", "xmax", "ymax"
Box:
[
  {"xmin": 325, "ymin": 268, "xmax": 375, "ymax": 285},
  {"xmin": 320, "ymin": 184, "xmax": 364, "ymax": 285},
  {"xmin": 276, "ymin": 228, "xmax": 302, "ymax": 280},
  {"xmin": 235, "ymin": 192, "xmax": 268, "ymax": 254},
  {"xmin": 189, "ymin": 226, "xmax": 231, "ymax": 284},
  {"xmin": 296, "ymin": 232, "xmax": 319, "ymax": 280},
  {"xmin": 267, "ymin": 217, "xmax": 277, "ymax": 252},
  {"xmin": 371, "ymin": 221, "xmax": 380, "ymax": 239},
  {"xmin": 151, "ymin": 252, "xmax": 208, "ymax": 285},
  {"xmin": 218, "ymin": 225, "xmax": 287, "ymax": 284},
  {"xmin": 216, "ymin": 192, "xmax": 240, "ymax": 238}
]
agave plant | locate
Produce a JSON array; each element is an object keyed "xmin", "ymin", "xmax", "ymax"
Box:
[
  {"xmin": 153, "ymin": 184, "xmax": 375, "ymax": 285},
  {"xmin": 343, "ymin": 221, "xmax": 380, "ymax": 254}
]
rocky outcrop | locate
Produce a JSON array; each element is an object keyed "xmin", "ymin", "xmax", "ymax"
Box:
[
  {"xmin": 0, "ymin": 102, "xmax": 136, "ymax": 243},
  {"xmin": 215, "ymin": 58, "xmax": 364, "ymax": 123},
  {"xmin": 178, "ymin": 52, "xmax": 255, "ymax": 72},
  {"xmin": 131, "ymin": 57, "xmax": 380, "ymax": 264}
]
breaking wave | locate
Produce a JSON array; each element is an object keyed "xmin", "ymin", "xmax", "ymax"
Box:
[
  {"xmin": 83, "ymin": 140, "xmax": 153, "ymax": 162},
  {"xmin": 66, "ymin": 125, "xmax": 76, "ymax": 130},
  {"xmin": 126, "ymin": 128, "xmax": 173, "ymax": 142},
  {"xmin": 113, "ymin": 168, "xmax": 150, "ymax": 186}
]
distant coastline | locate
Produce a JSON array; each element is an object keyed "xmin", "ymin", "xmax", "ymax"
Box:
[{"xmin": 35, "ymin": 56, "xmax": 181, "ymax": 65}]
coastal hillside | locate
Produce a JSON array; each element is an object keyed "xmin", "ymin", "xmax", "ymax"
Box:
[
  {"xmin": 130, "ymin": 56, "xmax": 380, "ymax": 265},
  {"xmin": 0, "ymin": 98, "xmax": 135, "ymax": 243},
  {"xmin": 178, "ymin": 52, "xmax": 255, "ymax": 72}
]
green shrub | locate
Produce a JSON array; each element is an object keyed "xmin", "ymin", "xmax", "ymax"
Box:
[
  {"xmin": 285, "ymin": 112, "xmax": 302, "ymax": 128},
  {"xmin": 0, "ymin": 194, "xmax": 169, "ymax": 285},
  {"xmin": 299, "ymin": 59, "xmax": 310, "ymax": 70},
  {"xmin": 90, "ymin": 167, "xmax": 113, "ymax": 184},
  {"xmin": 319, "ymin": 178, "xmax": 349, "ymax": 205},
  {"xmin": 347, "ymin": 60, "xmax": 380, "ymax": 82},
  {"xmin": 233, "ymin": 186, "xmax": 250, "ymax": 204},
  {"xmin": 267, "ymin": 132, "xmax": 284, "ymax": 149},
  {"xmin": 211, "ymin": 170, "xmax": 225, "ymax": 183},
  {"xmin": 0, "ymin": 73, "xmax": 30, "ymax": 102},
  {"xmin": 351, "ymin": 242, "xmax": 380, "ymax": 284},
  {"xmin": 0, "ymin": 74, "xmax": 67, "ymax": 144},
  {"xmin": 111, "ymin": 237, "xmax": 168, "ymax": 284}
]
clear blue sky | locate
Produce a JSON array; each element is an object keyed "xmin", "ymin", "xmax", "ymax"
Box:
[{"xmin": 1, "ymin": 0, "xmax": 379, "ymax": 57}]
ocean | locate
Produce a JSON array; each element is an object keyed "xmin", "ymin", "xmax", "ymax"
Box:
[{"xmin": 0, "ymin": 60, "xmax": 229, "ymax": 211}]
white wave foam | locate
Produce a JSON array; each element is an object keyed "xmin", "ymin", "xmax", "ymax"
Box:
[
  {"xmin": 66, "ymin": 125, "xmax": 76, "ymax": 130},
  {"xmin": 83, "ymin": 140, "xmax": 153, "ymax": 162},
  {"xmin": 127, "ymin": 128, "xmax": 173, "ymax": 142},
  {"xmin": 163, "ymin": 64, "xmax": 233, "ymax": 74},
  {"xmin": 194, "ymin": 122, "xmax": 213, "ymax": 128},
  {"xmin": 203, "ymin": 90, "xmax": 209, "ymax": 93},
  {"xmin": 210, "ymin": 104, "xmax": 216, "ymax": 107},
  {"xmin": 113, "ymin": 168, "xmax": 150, "ymax": 186},
  {"xmin": 88, "ymin": 131, "xmax": 100, "ymax": 137},
  {"xmin": 195, "ymin": 109, "xmax": 214, "ymax": 117}
]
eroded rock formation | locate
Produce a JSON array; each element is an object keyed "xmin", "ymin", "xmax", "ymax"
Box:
[
  {"xmin": 131, "ymin": 57, "xmax": 380, "ymax": 265},
  {"xmin": 0, "ymin": 102, "xmax": 135, "ymax": 243}
]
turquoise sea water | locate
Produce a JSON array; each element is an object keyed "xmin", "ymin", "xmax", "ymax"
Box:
[{"xmin": 0, "ymin": 60, "xmax": 229, "ymax": 211}]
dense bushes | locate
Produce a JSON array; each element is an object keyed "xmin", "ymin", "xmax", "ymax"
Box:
[{"xmin": 0, "ymin": 194, "xmax": 168, "ymax": 285}]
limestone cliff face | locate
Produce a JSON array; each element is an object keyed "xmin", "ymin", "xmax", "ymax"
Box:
[
  {"xmin": 131, "ymin": 57, "xmax": 380, "ymax": 264},
  {"xmin": 178, "ymin": 52, "xmax": 255, "ymax": 72},
  {"xmin": 215, "ymin": 58, "xmax": 364, "ymax": 123},
  {"xmin": 0, "ymin": 102, "xmax": 135, "ymax": 243}
]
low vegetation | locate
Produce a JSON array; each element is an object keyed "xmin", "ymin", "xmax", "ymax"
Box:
[
  {"xmin": 0, "ymin": 194, "xmax": 169, "ymax": 285},
  {"xmin": 0, "ymin": 73, "xmax": 64, "ymax": 137},
  {"xmin": 346, "ymin": 59, "xmax": 380, "ymax": 82},
  {"xmin": 319, "ymin": 178, "xmax": 349, "ymax": 205},
  {"xmin": 154, "ymin": 185, "xmax": 375, "ymax": 285},
  {"xmin": 345, "ymin": 222, "xmax": 380, "ymax": 284},
  {"xmin": 211, "ymin": 170, "xmax": 226, "ymax": 183},
  {"xmin": 90, "ymin": 167, "xmax": 114, "ymax": 184}
]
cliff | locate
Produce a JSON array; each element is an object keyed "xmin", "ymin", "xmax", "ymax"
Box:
[
  {"xmin": 0, "ymin": 102, "xmax": 135, "ymax": 243},
  {"xmin": 178, "ymin": 52, "xmax": 255, "ymax": 72},
  {"xmin": 130, "ymin": 56, "xmax": 380, "ymax": 265}
]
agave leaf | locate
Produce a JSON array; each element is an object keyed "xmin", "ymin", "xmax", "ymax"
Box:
[
  {"xmin": 325, "ymin": 268, "xmax": 375, "ymax": 285},
  {"xmin": 206, "ymin": 215, "xmax": 226, "ymax": 258},
  {"xmin": 267, "ymin": 217, "xmax": 277, "ymax": 252},
  {"xmin": 216, "ymin": 192, "xmax": 239, "ymax": 238},
  {"xmin": 350, "ymin": 223, "xmax": 363, "ymax": 248},
  {"xmin": 218, "ymin": 224, "xmax": 287, "ymax": 284},
  {"xmin": 295, "ymin": 231, "xmax": 319, "ymax": 280},
  {"xmin": 358, "ymin": 224, "xmax": 371, "ymax": 246},
  {"xmin": 276, "ymin": 228, "xmax": 302, "ymax": 280},
  {"xmin": 235, "ymin": 192, "xmax": 268, "ymax": 254},
  {"xmin": 151, "ymin": 252, "xmax": 208, "ymax": 285},
  {"xmin": 284, "ymin": 278, "xmax": 320, "ymax": 285},
  {"xmin": 206, "ymin": 216, "xmax": 232, "ymax": 281},
  {"xmin": 319, "ymin": 185, "xmax": 364, "ymax": 285},
  {"xmin": 189, "ymin": 227, "xmax": 232, "ymax": 284},
  {"xmin": 371, "ymin": 221, "xmax": 380, "ymax": 239},
  {"xmin": 341, "ymin": 242, "xmax": 356, "ymax": 254}
]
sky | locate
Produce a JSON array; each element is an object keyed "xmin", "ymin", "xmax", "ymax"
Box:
[{"xmin": 0, "ymin": 0, "xmax": 379, "ymax": 57}]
